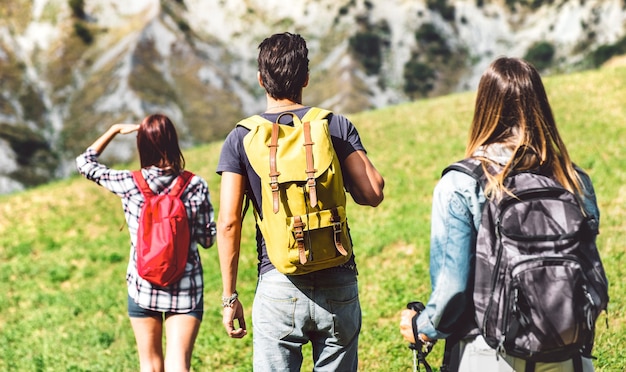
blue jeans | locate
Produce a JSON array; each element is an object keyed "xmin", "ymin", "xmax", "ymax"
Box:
[{"xmin": 252, "ymin": 268, "xmax": 361, "ymax": 371}]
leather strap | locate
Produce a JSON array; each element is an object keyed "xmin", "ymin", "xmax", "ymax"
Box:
[
  {"xmin": 268, "ymin": 122, "xmax": 281, "ymax": 213},
  {"xmin": 330, "ymin": 208, "xmax": 348, "ymax": 256},
  {"xmin": 293, "ymin": 216, "xmax": 307, "ymax": 264},
  {"xmin": 302, "ymin": 120, "xmax": 318, "ymax": 208}
]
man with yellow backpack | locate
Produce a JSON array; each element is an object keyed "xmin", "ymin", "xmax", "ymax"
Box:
[{"xmin": 216, "ymin": 32, "xmax": 385, "ymax": 371}]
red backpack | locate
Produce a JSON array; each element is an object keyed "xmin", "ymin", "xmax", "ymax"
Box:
[{"xmin": 132, "ymin": 170, "xmax": 194, "ymax": 287}]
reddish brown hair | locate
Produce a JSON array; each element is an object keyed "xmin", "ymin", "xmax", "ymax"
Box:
[{"xmin": 137, "ymin": 114, "xmax": 185, "ymax": 173}]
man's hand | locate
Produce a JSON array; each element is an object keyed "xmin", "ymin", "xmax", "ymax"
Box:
[{"xmin": 223, "ymin": 299, "xmax": 247, "ymax": 338}]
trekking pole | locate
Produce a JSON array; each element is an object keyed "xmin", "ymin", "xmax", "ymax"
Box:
[{"xmin": 406, "ymin": 301, "xmax": 434, "ymax": 372}]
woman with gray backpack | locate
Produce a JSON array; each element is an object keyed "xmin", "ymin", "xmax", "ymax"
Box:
[{"xmin": 400, "ymin": 57, "xmax": 608, "ymax": 372}]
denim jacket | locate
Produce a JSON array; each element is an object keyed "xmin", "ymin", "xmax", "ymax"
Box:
[{"xmin": 416, "ymin": 145, "xmax": 600, "ymax": 340}]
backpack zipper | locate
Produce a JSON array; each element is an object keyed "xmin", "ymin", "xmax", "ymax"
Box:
[{"xmin": 483, "ymin": 216, "xmax": 504, "ymax": 342}]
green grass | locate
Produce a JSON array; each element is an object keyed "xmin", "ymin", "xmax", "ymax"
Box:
[{"xmin": 1, "ymin": 65, "xmax": 625, "ymax": 371}]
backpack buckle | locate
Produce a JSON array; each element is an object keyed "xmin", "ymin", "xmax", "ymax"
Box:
[
  {"xmin": 293, "ymin": 216, "xmax": 307, "ymax": 264},
  {"xmin": 269, "ymin": 178, "xmax": 280, "ymax": 213},
  {"xmin": 306, "ymin": 176, "xmax": 318, "ymax": 207},
  {"xmin": 330, "ymin": 209, "xmax": 348, "ymax": 257}
]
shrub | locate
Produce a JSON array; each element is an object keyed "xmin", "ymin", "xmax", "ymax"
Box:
[
  {"xmin": 415, "ymin": 23, "xmax": 451, "ymax": 58},
  {"xmin": 589, "ymin": 35, "xmax": 626, "ymax": 67},
  {"xmin": 73, "ymin": 22, "xmax": 93, "ymax": 44},
  {"xmin": 348, "ymin": 31, "xmax": 382, "ymax": 75},
  {"xmin": 403, "ymin": 58, "xmax": 435, "ymax": 98},
  {"xmin": 68, "ymin": 0, "xmax": 86, "ymax": 19},
  {"xmin": 524, "ymin": 41, "xmax": 555, "ymax": 70},
  {"xmin": 426, "ymin": 0, "xmax": 455, "ymax": 21}
]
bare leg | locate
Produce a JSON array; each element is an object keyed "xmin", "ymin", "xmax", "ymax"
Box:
[
  {"xmin": 130, "ymin": 316, "xmax": 165, "ymax": 372},
  {"xmin": 164, "ymin": 314, "xmax": 201, "ymax": 372}
]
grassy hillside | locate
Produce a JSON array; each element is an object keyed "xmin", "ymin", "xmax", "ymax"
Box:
[{"xmin": 1, "ymin": 65, "xmax": 625, "ymax": 371}]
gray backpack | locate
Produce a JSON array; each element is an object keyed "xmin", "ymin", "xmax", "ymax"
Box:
[{"xmin": 445, "ymin": 159, "xmax": 609, "ymax": 364}]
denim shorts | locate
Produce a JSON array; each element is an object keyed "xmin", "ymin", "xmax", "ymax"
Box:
[{"xmin": 127, "ymin": 295, "xmax": 204, "ymax": 321}]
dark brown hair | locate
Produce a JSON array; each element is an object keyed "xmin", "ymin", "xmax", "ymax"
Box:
[
  {"xmin": 136, "ymin": 114, "xmax": 185, "ymax": 173},
  {"xmin": 257, "ymin": 32, "xmax": 309, "ymax": 102}
]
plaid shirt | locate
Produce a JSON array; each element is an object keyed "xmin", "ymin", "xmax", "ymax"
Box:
[{"xmin": 76, "ymin": 148, "xmax": 216, "ymax": 313}]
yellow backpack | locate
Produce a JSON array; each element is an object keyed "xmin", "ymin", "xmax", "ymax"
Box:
[{"xmin": 238, "ymin": 107, "xmax": 352, "ymax": 275}]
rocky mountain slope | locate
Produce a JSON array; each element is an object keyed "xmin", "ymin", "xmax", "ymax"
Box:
[{"xmin": 1, "ymin": 0, "xmax": 625, "ymax": 193}]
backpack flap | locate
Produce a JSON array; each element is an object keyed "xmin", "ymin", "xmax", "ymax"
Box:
[{"xmin": 242, "ymin": 113, "xmax": 334, "ymax": 186}]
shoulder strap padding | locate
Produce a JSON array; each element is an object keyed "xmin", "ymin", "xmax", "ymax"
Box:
[
  {"xmin": 302, "ymin": 107, "xmax": 332, "ymax": 122},
  {"xmin": 132, "ymin": 170, "xmax": 194, "ymax": 198},
  {"xmin": 237, "ymin": 107, "xmax": 332, "ymax": 130},
  {"xmin": 132, "ymin": 170, "xmax": 153, "ymax": 197},
  {"xmin": 169, "ymin": 171, "xmax": 194, "ymax": 198},
  {"xmin": 442, "ymin": 158, "xmax": 487, "ymax": 187},
  {"xmin": 237, "ymin": 115, "xmax": 272, "ymax": 130}
]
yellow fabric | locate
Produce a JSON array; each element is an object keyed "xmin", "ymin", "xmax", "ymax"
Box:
[{"xmin": 238, "ymin": 108, "xmax": 352, "ymax": 274}]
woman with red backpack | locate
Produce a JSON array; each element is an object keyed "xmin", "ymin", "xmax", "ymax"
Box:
[{"xmin": 76, "ymin": 114, "xmax": 216, "ymax": 372}]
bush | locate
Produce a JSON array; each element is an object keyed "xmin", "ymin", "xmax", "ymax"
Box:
[
  {"xmin": 73, "ymin": 22, "xmax": 93, "ymax": 44},
  {"xmin": 403, "ymin": 58, "xmax": 435, "ymax": 98},
  {"xmin": 415, "ymin": 23, "xmax": 451, "ymax": 58},
  {"xmin": 348, "ymin": 31, "xmax": 382, "ymax": 75},
  {"xmin": 589, "ymin": 35, "xmax": 626, "ymax": 67},
  {"xmin": 68, "ymin": 0, "xmax": 86, "ymax": 19},
  {"xmin": 524, "ymin": 41, "xmax": 555, "ymax": 71},
  {"xmin": 426, "ymin": 0, "xmax": 455, "ymax": 21}
]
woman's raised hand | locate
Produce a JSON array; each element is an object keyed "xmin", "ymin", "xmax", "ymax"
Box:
[{"xmin": 115, "ymin": 124, "xmax": 140, "ymax": 134}]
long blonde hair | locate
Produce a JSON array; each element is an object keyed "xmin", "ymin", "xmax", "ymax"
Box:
[{"xmin": 466, "ymin": 57, "xmax": 582, "ymax": 197}]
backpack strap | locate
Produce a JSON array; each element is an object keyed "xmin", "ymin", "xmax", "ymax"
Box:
[
  {"xmin": 301, "ymin": 107, "xmax": 331, "ymax": 208},
  {"xmin": 302, "ymin": 119, "xmax": 318, "ymax": 208},
  {"xmin": 237, "ymin": 115, "xmax": 271, "ymax": 130},
  {"xmin": 237, "ymin": 107, "xmax": 331, "ymax": 129},
  {"xmin": 269, "ymin": 120, "xmax": 281, "ymax": 213},
  {"xmin": 169, "ymin": 171, "xmax": 194, "ymax": 198},
  {"xmin": 132, "ymin": 170, "xmax": 154, "ymax": 197},
  {"xmin": 132, "ymin": 170, "xmax": 194, "ymax": 198},
  {"xmin": 301, "ymin": 107, "xmax": 332, "ymax": 122},
  {"xmin": 330, "ymin": 207, "xmax": 349, "ymax": 256},
  {"xmin": 442, "ymin": 158, "xmax": 486, "ymax": 186},
  {"xmin": 293, "ymin": 215, "xmax": 307, "ymax": 264}
]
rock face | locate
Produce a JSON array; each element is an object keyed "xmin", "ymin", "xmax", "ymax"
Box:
[{"xmin": 1, "ymin": 0, "xmax": 625, "ymax": 193}]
